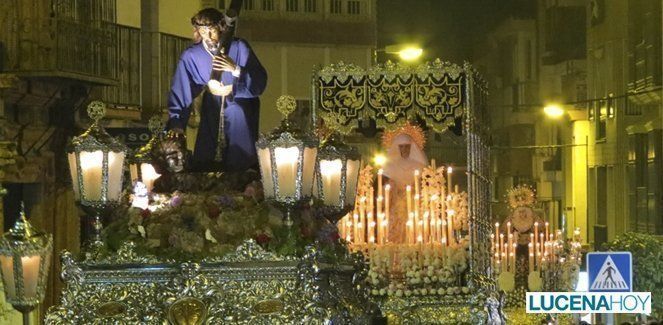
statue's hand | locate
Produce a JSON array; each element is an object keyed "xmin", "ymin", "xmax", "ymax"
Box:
[{"xmin": 212, "ymin": 54, "xmax": 237, "ymax": 72}]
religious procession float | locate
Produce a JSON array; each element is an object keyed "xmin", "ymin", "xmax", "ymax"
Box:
[{"xmin": 0, "ymin": 9, "xmax": 584, "ymax": 323}]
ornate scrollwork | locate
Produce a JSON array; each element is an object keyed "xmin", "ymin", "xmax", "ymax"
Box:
[
  {"xmin": 47, "ymin": 240, "xmax": 378, "ymax": 324},
  {"xmin": 314, "ymin": 59, "xmax": 480, "ymax": 134},
  {"xmin": 214, "ymin": 239, "xmax": 287, "ymax": 263}
]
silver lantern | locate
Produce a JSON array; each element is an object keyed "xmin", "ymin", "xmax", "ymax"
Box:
[
  {"xmin": 314, "ymin": 134, "xmax": 361, "ymax": 224},
  {"xmin": 256, "ymin": 95, "xmax": 318, "ymax": 226},
  {"xmin": 0, "ymin": 203, "xmax": 53, "ymax": 325},
  {"xmin": 67, "ymin": 101, "xmax": 127, "ymax": 250},
  {"xmin": 129, "ymin": 116, "xmax": 163, "ymax": 193}
]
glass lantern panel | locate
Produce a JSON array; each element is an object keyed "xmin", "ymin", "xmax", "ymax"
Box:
[
  {"xmin": 274, "ymin": 146, "xmax": 300, "ymax": 198},
  {"xmin": 79, "ymin": 151, "xmax": 104, "ymax": 201},
  {"xmin": 257, "ymin": 147, "xmax": 274, "ymax": 198},
  {"xmin": 345, "ymin": 159, "xmax": 361, "ymax": 206},
  {"xmin": 107, "ymin": 151, "xmax": 125, "ymax": 201},
  {"xmin": 0, "ymin": 255, "xmax": 16, "ymax": 299},
  {"xmin": 67, "ymin": 152, "xmax": 81, "ymax": 200},
  {"xmin": 301, "ymin": 147, "xmax": 317, "ymax": 196},
  {"xmin": 140, "ymin": 163, "xmax": 161, "ymax": 192},
  {"xmin": 20, "ymin": 255, "xmax": 41, "ymax": 299},
  {"xmin": 319, "ymin": 159, "xmax": 343, "ymax": 206}
]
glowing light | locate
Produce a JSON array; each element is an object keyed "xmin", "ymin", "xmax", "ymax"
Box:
[
  {"xmin": 373, "ymin": 153, "xmax": 387, "ymax": 166},
  {"xmin": 398, "ymin": 47, "xmax": 423, "ymax": 61},
  {"xmin": 543, "ymin": 104, "xmax": 565, "ymax": 118}
]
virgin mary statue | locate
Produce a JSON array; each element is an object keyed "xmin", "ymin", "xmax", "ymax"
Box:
[{"xmin": 382, "ymin": 123, "xmax": 428, "ymax": 243}]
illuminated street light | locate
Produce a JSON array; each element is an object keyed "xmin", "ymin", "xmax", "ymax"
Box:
[
  {"xmin": 376, "ymin": 45, "xmax": 424, "ymax": 63},
  {"xmin": 398, "ymin": 47, "xmax": 423, "ymax": 61},
  {"xmin": 543, "ymin": 103, "xmax": 565, "ymax": 118}
]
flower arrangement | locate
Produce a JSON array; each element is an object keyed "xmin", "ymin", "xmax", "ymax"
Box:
[{"xmin": 103, "ymin": 176, "xmax": 348, "ymax": 261}]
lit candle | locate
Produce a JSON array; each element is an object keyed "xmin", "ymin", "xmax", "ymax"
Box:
[
  {"xmin": 353, "ymin": 213, "xmax": 359, "ymax": 244},
  {"xmin": 447, "ymin": 166, "xmax": 453, "ymax": 192},
  {"xmin": 79, "ymin": 151, "xmax": 105, "ymax": 200},
  {"xmin": 506, "ymin": 231, "xmax": 514, "ymax": 272},
  {"xmin": 533, "ymin": 222, "xmax": 539, "ymax": 263},
  {"xmin": 528, "ymin": 242, "xmax": 534, "ymax": 271},
  {"xmin": 385, "ymin": 185, "xmax": 390, "ymax": 242},
  {"xmin": 320, "ymin": 159, "xmax": 343, "ymax": 205},
  {"xmin": 406, "ymin": 185, "xmax": 412, "ymax": 218},
  {"xmin": 545, "ymin": 222, "xmax": 550, "ymax": 247},
  {"xmin": 0, "ymin": 255, "xmax": 42, "ymax": 299},
  {"xmin": 490, "ymin": 233, "xmax": 495, "ymax": 270},
  {"xmin": 139, "ymin": 163, "xmax": 161, "ymax": 192},
  {"xmin": 274, "ymin": 147, "xmax": 300, "ymax": 197},
  {"xmin": 539, "ymin": 233, "xmax": 544, "ymax": 267},
  {"xmin": 447, "ymin": 209, "xmax": 455, "ymax": 245},
  {"xmin": 499, "ymin": 233, "xmax": 504, "ymax": 268},
  {"xmin": 407, "ymin": 212, "xmax": 414, "ymax": 244},
  {"xmin": 368, "ymin": 212, "xmax": 375, "ymax": 243},
  {"xmin": 414, "ymin": 193, "xmax": 420, "ymax": 242}
]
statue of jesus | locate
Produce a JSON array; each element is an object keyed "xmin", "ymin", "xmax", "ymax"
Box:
[{"xmin": 166, "ymin": 8, "xmax": 267, "ymax": 172}]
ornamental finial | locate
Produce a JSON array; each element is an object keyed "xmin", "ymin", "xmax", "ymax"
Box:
[
  {"xmin": 87, "ymin": 101, "xmax": 106, "ymax": 122},
  {"xmin": 276, "ymin": 95, "xmax": 297, "ymax": 119},
  {"xmin": 148, "ymin": 115, "xmax": 165, "ymax": 135},
  {"xmin": 9, "ymin": 202, "xmax": 37, "ymax": 239}
]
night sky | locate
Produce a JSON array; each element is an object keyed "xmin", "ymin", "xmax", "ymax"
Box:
[{"xmin": 377, "ymin": 0, "xmax": 535, "ymax": 63}]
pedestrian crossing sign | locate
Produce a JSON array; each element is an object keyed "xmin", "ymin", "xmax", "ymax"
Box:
[{"xmin": 587, "ymin": 252, "xmax": 632, "ymax": 292}]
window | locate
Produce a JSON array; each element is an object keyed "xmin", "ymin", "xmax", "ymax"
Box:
[
  {"xmin": 304, "ymin": 0, "xmax": 316, "ymax": 12},
  {"xmin": 286, "ymin": 0, "xmax": 298, "ymax": 12},
  {"xmin": 330, "ymin": 0, "xmax": 342, "ymax": 14},
  {"xmin": 243, "ymin": 0, "xmax": 255, "ymax": 10},
  {"xmin": 262, "ymin": 0, "xmax": 274, "ymax": 11},
  {"xmin": 596, "ymin": 99, "xmax": 607, "ymax": 141},
  {"xmin": 347, "ymin": 0, "xmax": 360, "ymax": 15}
]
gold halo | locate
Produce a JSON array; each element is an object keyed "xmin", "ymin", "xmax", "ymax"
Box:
[
  {"xmin": 506, "ymin": 185, "xmax": 536, "ymax": 209},
  {"xmin": 381, "ymin": 122, "xmax": 426, "ymax": 149}
]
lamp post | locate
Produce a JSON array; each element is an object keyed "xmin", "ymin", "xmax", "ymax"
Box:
[
  {"xmin": 314, "ymin": 134, "xmax": 361, "ymax": 224},
  {"xmin": 0, "ymin": 203, "xmax": 52, "ymax": 325},
  {"xmin": 256, "ymin": 95, "xmax": 318, "ymax": 228},
  {"xmin": 129, "ymin": 116, "xmax": 163, "ymax": 192},
  {"xmin": 374, "ymin": 44, "xmax": 423, "ymax": 64},
  {"xmin": 67, "ymin": 101, "xmax": 128, "ymax": 252}
]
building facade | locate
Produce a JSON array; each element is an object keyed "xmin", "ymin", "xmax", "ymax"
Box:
[{"xmin": 477, "ymin": 0, "xmax": 662, "ymax": 249}]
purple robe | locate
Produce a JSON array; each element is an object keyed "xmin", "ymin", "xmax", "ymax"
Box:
[{"xmin": 167, "ymin": 38, "xmax": 267, "ymax": 172}]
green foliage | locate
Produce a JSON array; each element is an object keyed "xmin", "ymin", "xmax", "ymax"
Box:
[{"xmin": 602, "ymin": 232, "xmax": 663, "ymax": 319}]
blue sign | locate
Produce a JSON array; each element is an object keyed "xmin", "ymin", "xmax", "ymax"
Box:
[{"xmin": 587, "ymin": 252, "xmax": 632, "ymax": 292}]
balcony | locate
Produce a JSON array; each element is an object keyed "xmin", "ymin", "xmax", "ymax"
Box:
[{"xmin": 0, "ymin": 2, "xmax": 118, "ymax": 85}]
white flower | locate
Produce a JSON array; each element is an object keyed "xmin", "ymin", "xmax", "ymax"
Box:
[
  {"xmin": 396, "ymin": 289, "xmax": 403, "ymax": 297},
  {"xmin": 371, "ymin": 289, "xmax": 379, "ymax": 295},
  {"xmin": 438, "ymin": 288, "xmax": 445, "ymax": 295},
  {"xmin": 462, "ymin": 287, "xmax": 470, "ymax": 294},
  {"xmin": 379, "ymin": 288, "xmax": 387, "ymax": 296}
]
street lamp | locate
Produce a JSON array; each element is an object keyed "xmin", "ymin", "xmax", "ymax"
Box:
[
  {"xmin": 375, "ymin": 44, "xmax": 424, "ymax": 63},
  {"xmin": 129, "ymin": 116, "xmax": 163, "ymax": 192},
  {"xmin": 256, "ymin": 95, "xmax": 318, "ymax": 228},
  {"xmin": 67, "ymin": 101, "xmax": 128, "ymax": 251},
  {"xmin": 314, "ymin": 134, "xmax": 361, "ymax": 224},
  {"xmin": 0, "ymin": 203, "xmax": 52, "ymax": 325},
  {"xmin": 543, "ymin": 103, "xmax": 565, "ymax": 118}
]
